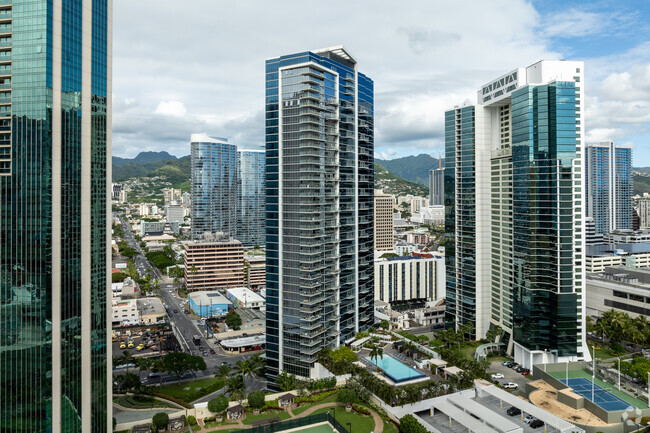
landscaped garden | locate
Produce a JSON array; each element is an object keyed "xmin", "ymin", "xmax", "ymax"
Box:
[
  {"xmin": 156, "ymin": 377, "xmax": 225, "ymax": 403},
  {"xmin": 114, "ymin": 394, "xmax": 178, "ymax": 409}
]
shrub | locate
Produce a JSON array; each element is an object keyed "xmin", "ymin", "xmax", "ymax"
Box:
[
  {"xmin": 204, "ymin": 417, "xmax": 216, "ymax": 422},
  {"xmin": 339, "ymin": 388, "xmax": 357, "ymax": 405},
  {"xmin": 352, "ymin": 404, "xmax": 370, "ymax": 415},
  {"xmin": 400, "ymin": 414, "xmax": 428, "ymax": 433},
  {"xmin": 187, "ymin": 415, "xmax": 198, "ymax": 426},
  {"xmin": 152, "ymin": 412, "xmax": 169, "ymax": 430},
  {"xmin": 152, "ymin": 392, "xmax": 192, "ymax": 409},
  {"xmin": 641, "ymin": 417, "xmax": 650, "ymax": 426},
  {"xmin": 248, "ymin": 391, "xmax": 266, "ymax": 410},
  {"xmin": 208, "ymin": 395, "xmax": 229, "ymax": 414}
]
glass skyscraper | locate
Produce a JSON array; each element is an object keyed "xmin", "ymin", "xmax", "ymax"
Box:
[
  {"xmin": 445, "ymin": 61, "xmax": 589, "ymax": 367},
  {"xmin": 429, "ymin": 158, "xmax": 444, "ymax": 206},
  {"xmin": 236, "ymin": 149, "xmax": 265, "ymax": 248},
  {"xmin": 585, "ymin": 141, "xmax": 633, "ymax": 234},
  {"xmin": 265, "ymin": 47, "xmax": 374, "ymax": 383},
  {"xmin": 190, "ymin": 134, "xmax": 238, "ymax": 240},
  {"xmin": 0, "ymin": 0, "xmax": 112, "ymax": 431}
]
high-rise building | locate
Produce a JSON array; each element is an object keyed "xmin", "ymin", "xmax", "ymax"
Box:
[
  {"xmin": 639, "ymin": 200, "xmax": 650, "ymax": 229},
  {"xmin": 236, "ymin": 149, "xmax": 265, "ymax": 248},
  {"xmin": 585, "ymin": 141, "xmax": 633, "ymax": 234},
  {"xmin": 445, "ymin": 60, "xmax": 588, "ymax": 367},
  {"xmin": 0, "ymin": 1, "xmax": 112, "ymax": 431},
  {"xmin": 374, "ymin": 255, "xmax": 445, "ymax": 303},
  {"xmin": 429, "ymin": 157, "xmax": 444, "ymax": 206},
  {"xmin": 190, "ymin": 134, "xmax": 237, "ymax": 240},
  {"xmin": 374, "ymin": 190, "xmax": 394, "ymax": 251},
  {"xmin": 184, "ymin": 233, "xmax": 245, "ymax": 292},
  {"xmin": 162, "ymin": 187, "xmax": 182, "ymax": 205},
  {"xmin": 265, "ymin": 47, "xmax": 374, "ymax": 381}
]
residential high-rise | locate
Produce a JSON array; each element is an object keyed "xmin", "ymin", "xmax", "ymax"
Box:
[
  {"xmin": 265, "ymin": 47, "xmax": 374, "ymax": 382},
  {"xmin": 585, "ymin": 141, "xmax": 633, "ymax": 234},
  {"xmin": 445, "ymin": 60, "xmax": 588, "ymax": 367},
  {"xmin": 374, "ymin": 190, "xmax": 394, "ymax": 251},
  {"xmin": 0, "ymin": 1, "xmax": 112, "ymax": 431},
  {"xmin": 429, "ymin": 157, "xmax": 444, "ymax": 206},
  {"xmin": 236, "ymin": 149, "xmax": 265, "ymax": 248},
  {"xmin": 190, "ymin": 134, "xmax": 237, "ymax": 240}
]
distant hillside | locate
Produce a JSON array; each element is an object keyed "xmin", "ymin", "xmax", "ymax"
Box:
[
  {"xmin": 113, "ymin": 155, "xmax": 191, "ymax": 191},
  {"xmin": 634, "ymin": 172, "xmax": 650, "ymax": 196},
  {"xmin": 376, "ymin": 154, "xmax": 442, "ymax": 186},
  {"xmin": 375, "ymin": 163, "xmax": 429, "ymax": 197},
  {"xmin": 112, "ymin": 151, "xmax": 177, "ymax": 167}
]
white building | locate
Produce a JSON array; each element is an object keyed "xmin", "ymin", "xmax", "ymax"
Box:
[
  {"xmin": 112, "ymin": 298, "xmax": 139, "ymax": 327},
  {"xmin": 166, "ymin": 204, "xmax": 185, "ymax": 223},
  {"xmin": 586, "ymin": 267, "xmax": 650, "ymax": 319},
  {"xmin": 394, "ymin": 242, "xmax": 418, "ymax": 255},
  {"xmin": 374, "ymin": 254, "xmax": 445, "ymax": 302},
  {"xmin": 225, "ymin": 287, "xmax": 266, "ymax": 310},
  {"xmin": 410, "ymin": 205, "xmax": 445, "ymax": 225}
]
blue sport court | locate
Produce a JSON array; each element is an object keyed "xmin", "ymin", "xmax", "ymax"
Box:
[{"xmin": 561, "ymin": 377, "xmax": 633, "ymax": 411}]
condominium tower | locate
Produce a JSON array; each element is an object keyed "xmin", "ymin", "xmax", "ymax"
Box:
[
  {"xmin": 0, "ymin": 1, "xmax": 112, "ymax": 431},
  {"xmin": 585, "ymin": 141, "xmax": 633, "ymax": 234},
  {"xmin": 445, "ymin": 60, "xmax": 589, "ymax": 367},
  {"xmin": 429, "ymin": 157, "xmax": 444, "ymax": 206},
  {"xmin": 374, "ymin": 190, "xmax": 394, "ymax": 251},
  {"xmin": 236, "ymin": 149, "xmax": 265, "ymax": 248},
  {"xmin": 265, "ymin": 47, "xmax": 374, "ymax": 382},
  {"xmin": 190, "ymin": 134, "xmax": 238, "ymax": 240}
]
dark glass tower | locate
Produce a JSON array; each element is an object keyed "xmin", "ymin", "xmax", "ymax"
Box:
[
  {"xmin": 265, "ymin": 47, "xmax": 374, "ymax": 383},
  {"xmin": 0, "ymin": 0, "xmax": 112, "ymax": 431},
  {"xmin": 236, "ymin": 149, "xmax": 265, "ymax": 248}
]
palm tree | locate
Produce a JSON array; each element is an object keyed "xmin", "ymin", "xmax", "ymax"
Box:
[
  {"xmin": 115, "ymin": 350, "xmax": 135, "ymax": 374},
  {"xmin": 151, "ymin": 359, "xmax": 166, "ymax": 387},
  {"xmin": 369, "ymin": 344, "xmax": 383, "ymax": 364},
  {"xmin": 248, "ymin": 354, "xmax": 265, "ymax": 376},
  {"xmin": 227, "ymin": 375, "xmax": 246, "ymax": 400},
  {"xmin": 217, "ymin": 364, "xmax": 231, "ymax": 382},
  {"xmin": 275, "ymin": 370, "xmax": 296, "ymax": 392},
  {"xmin": 233, "ymin": 359, "xmax": 254, "ymax": 379},
  {"xmin": 136, "ymin": 358, "xmax": 152, "ymax": 377}
]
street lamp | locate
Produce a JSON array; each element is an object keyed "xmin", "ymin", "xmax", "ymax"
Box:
[{"xmin": 347, "ymin": 422, "xmax": 351, "ymax": 433}]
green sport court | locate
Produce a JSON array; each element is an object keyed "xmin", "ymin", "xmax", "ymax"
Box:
[
  {"xmin": 548, "ymin": 368, "xmax": 648, "ymax": 410},
  {"xmin": 284, "ymin": 424, "xmax": 337, "ymax": 433}
]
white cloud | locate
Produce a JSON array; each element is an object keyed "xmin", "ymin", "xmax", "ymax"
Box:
[{"xmin": 153, "ymin": 100, "xmax": 187, "ymax": 117}]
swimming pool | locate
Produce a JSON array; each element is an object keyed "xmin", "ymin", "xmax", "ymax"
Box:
[{"xmin": 367, "ymin": 354, "xmax": 426, "ymax": 383}]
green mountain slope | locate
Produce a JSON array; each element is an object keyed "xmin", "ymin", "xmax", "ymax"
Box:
[
  {"xmin": 375, "ymin": 163, "xmax": 428, "ymax": 197},
  {"xmin": 376, "ymin": 154, "xmax": 441, "ymax": 186},
  {"xmin": 112, "ymin": 156, "xmax": 191, "ymax": 190}
]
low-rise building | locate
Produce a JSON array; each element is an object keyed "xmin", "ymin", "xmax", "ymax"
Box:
[
  {"xmin": 410, "ymin": 205, "xmax": 445, "ymax": 225},
  {"xmin": 586, "ymin": 242, "xmax": 650, "ymax": 272},
  {"xmin": 225, "ymin": 287, "xmax": 265, "ymax": 310},
  {"xmin": 137, "ymin": 297, "xmax": 166, "ymax": 324},
  {"xmin": 374, "ymin": 301, "xmax": 410, "ymax": 329},
  {"xmin": 394, "ymin": 242, "xmax": 417, "ymax": 255},
  {"xmin": 188, "ymin": 291, "xmax": 232, "ymax": 317},
  {"xmin": 587, "ymin": 267, "xmax": 650, "ymax": 319},
  {"xmin": 112, "ymin": 298, "xmax": 139, "ymax": 327},
  {"xmin": 412, "ymin": 300, "xmax": 446, "ymax": 326},
  {"xmin": 141, "ymin": 220, "xmax": 180, "ymax": 236},
  {"xmin": 112, "ymin": 278, "xmax": 139, "ymax": 299},
  {"xmin": 166, "ymin": 205, "xmax": 185, "ymax": 223}
]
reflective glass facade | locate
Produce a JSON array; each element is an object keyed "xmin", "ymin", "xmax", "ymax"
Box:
[
  {"xmin": 236, "ymin": 149, "xmax": 265, "ymax": 248},
  {"xmin": 190, "ymin": 135, "xmax": 237, "ymax": 240},
  {"xmin": 265, "ymin": 48, "xmax": 374, "ymax": 384},
  {"xmin": 0, "ymin": 0, "xmax": 111, "ymax": 431},
  {"xmin": 511, "ymin": 82, "xmax": 578, "ymax": 356},
  {"xmin": 585, "ymin": 141, "xmax": 632, "ymax": 234}
]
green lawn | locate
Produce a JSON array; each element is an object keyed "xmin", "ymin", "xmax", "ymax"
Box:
[
  {"xmin": 383, "ymin": 419, "xmax": 398, "ymax": 433},
  {"xmin": 113, "ymin": 394, "xmax": 177, "ymax": 409},
  {"xmin": 293, "ymin": 394, "xmax": 340, "ymax": 415},
  {"xmin": 203, "ymin": 420, "xmax": 241, "ymax": 429},
  {"xmin": 156, "ymin": 377, "xmax": 224, "ymax": 403},
  {"xmin": 241, "ymin": 409, "xmax": 292, "ymax": 425},
  {"xmin": 459, "ymin": 341, "xmax": 481, "ymax": 358},
  {"xmin": 310, "ymin": 407, "xmax": 376, "ymax": 433}
]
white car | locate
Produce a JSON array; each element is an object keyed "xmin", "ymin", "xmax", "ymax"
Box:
[
  {"xmin": 502, "ymin": 382, "xmax": 518, "ymax": 389},
  {"xmin": 523, "ymin": 415, "xmax": 534, "ymax": 424},
  {"xmin": 491, "ymin": 373, "xmax": 505, "ymax": 380}
]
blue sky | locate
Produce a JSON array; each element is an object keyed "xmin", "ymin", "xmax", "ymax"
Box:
[{"xmin": 112, "ymin": 0, "xmax": 650, "ymax": 166}]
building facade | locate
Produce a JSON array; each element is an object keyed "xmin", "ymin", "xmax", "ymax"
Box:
[
  {"xmin": 639, "ymin": 200, "xmax": 650, "ymax": 229},
  {"xmin": 374, "ymin": 255, "xmax": 445, "ymax": 303},
  {"xmin": 445, "ymin": 60, "xmax": 588, "ymax": 366},
  {"xmin": 586, "ymin": 267, "xmax": 650, "ymax": 319},
  {"xmin": 162, "ymin": 187, "xmax": 182, "ymax": 205},
  {"xmin": 265, "ymin": 47, "xmax": 374, "ymax": 382},
  {"xmin": 429, "ymin": 159, "xmax": 444, "ymax": 206},
  {"xmin": 184, "ymin": 233, "xmax": 245, "ymax": 292},
  {"xmin": 0, "ymin": 1, "xmax": 112, "ymax": 431},
  {"xmin": 374, "ymin": 190, "xmax": 394, "ymax": 251},
  {"xmin": 245, "ymin": 255, "xmax": 266, "ymax": 290},
  {"xmin": 585, "ymin": 141, "xmax": 633, "ymax": 234},
  {"xmin": 236, "ymin": 149, "xmax": 265, "ymax": 247},
  {"xmin": 190, "ymin": 134, "xmax": 237, "ymax": 239}
]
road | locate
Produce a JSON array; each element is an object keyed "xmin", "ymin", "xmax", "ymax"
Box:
[{"xmin": 116, "ymin": 214, "xmax": 264, "ymax": 387}]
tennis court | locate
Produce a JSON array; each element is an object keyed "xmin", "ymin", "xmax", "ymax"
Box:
[
  {"xmin": 286, "ymin": 424, "xmax": 336, "ymax": 433},
  {"xmin": 560, "ymin": 377, "xmax": 633, "ymax": 411}
]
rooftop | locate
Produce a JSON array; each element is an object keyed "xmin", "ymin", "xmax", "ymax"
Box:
[
  {"xmin": 188, "ymin": 291, "xmax": 232, "ymax": 306},
  {"xmin": 226, "ymin": 287, "xmax": 265, "ymax": 304},
  {"xmin": 586, "ymin": 242, "xmax": 650, "ymax": 257},
  {"xmin": 137, "ymin": 297, "xmax": 165, "ymax": 315}
]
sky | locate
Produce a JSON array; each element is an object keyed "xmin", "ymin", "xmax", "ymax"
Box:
[{"xmin": 113, "ymin": 0, "xmax": 650, "ymax": 166}]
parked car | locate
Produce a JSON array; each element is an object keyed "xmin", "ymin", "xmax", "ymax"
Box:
[
  {"xmin": 523, "ymin": 415, "xmax": 534, "ymax": 424},
  {"xmin": 119, "ymin": 342, "xmax": 126, "ymax": 349},
  {"xmin": 509, "ymin": 363, "xmax": 519, "ymax": 369},
  {"xmin": 136, "ymin": 344, "xmax": 145, "ymax": 351},
  {"xmin": 148, "ymin": 372, "xmax": 160, "ymax": 378},
  {"xmin": 502, "ymin": 382, "xmax": 518, "ymax": 389},
  {"xmin": 209, "ymin": 348, "xmax": 216, "ymax": 355},
  {"xmin": 516, "ymin": 366, "xmax": 525, "ymax": 373},
  {"xmin": 173, "ymin": 309, "xmax": 178, "ymax": 313},
  {"xmin": 522, "ymin": 369, "xmax": 531, "ymax": 375},
  {"xmin": 127, "ymin": 341, "xmax": 134, "ymax": 349},
  {"xmin": 506, "ymin": 406, "xmax": 521, "ymax": 416},
  {"xmin": 502, "ymin": 361, "xmax": 511, "ymax": 366},
  {"xmin": 530, "ymin": 420, "xmax": 544, "ymax": 429},
  {"xmin": 491, "ymin": 373, "xmax": 505, "ymax": 380}
]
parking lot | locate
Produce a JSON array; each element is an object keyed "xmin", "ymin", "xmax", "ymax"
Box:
[
  {"xmin": 112, "ymin": 326, "xmax": 180, "ymax": 358},
  {"xmin": 487, "ymin": 360, "xmax": 534, "ymax": 391}
]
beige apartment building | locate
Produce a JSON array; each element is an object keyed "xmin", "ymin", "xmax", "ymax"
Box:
[
  {"xmin": 374, "ymin": 190, "xmax": 395, "ymax": 251},
  {"xmin": 245, "ymin": 255, "xmax": 266, "ymax": 290},
  {"xmin": 184, "ymin": 233, "xmax": 245, "ymax": 292}
]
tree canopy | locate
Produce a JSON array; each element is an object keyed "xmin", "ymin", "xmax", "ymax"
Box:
[{"xmin": 162, "ymin": 352, "xmax": 206, "ymax": 383}]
